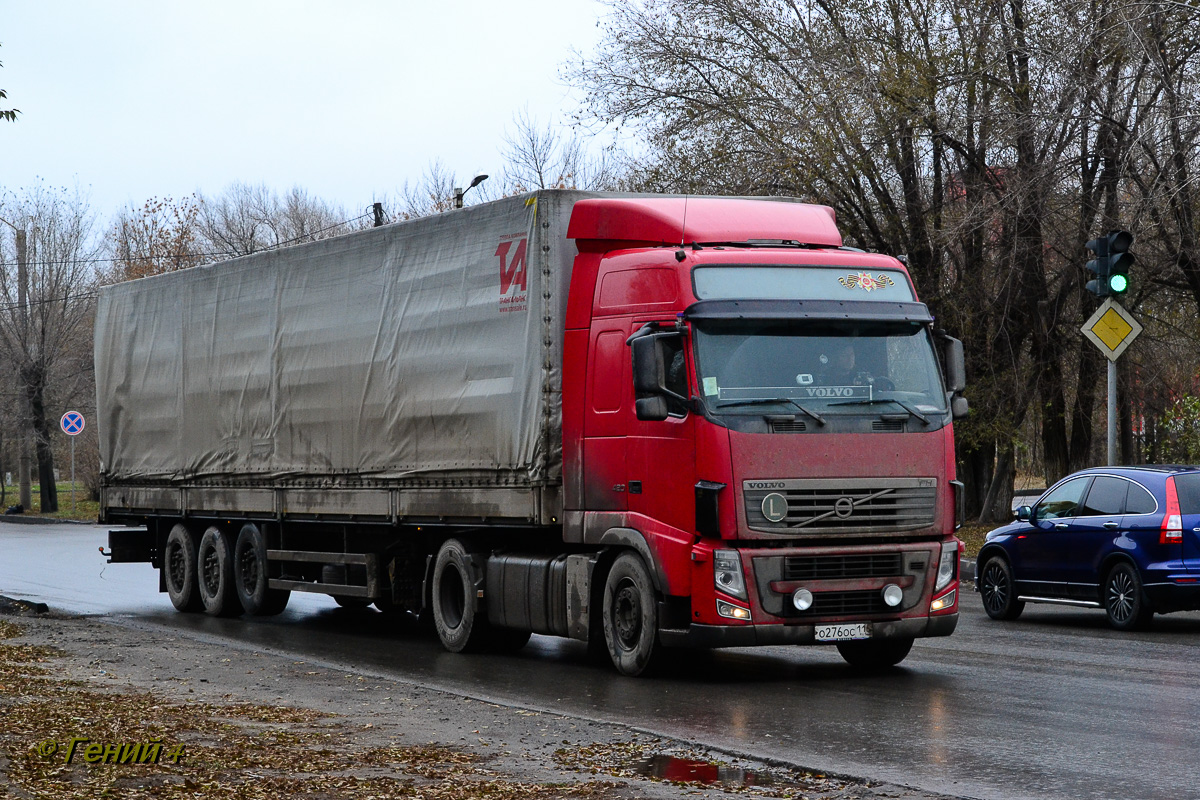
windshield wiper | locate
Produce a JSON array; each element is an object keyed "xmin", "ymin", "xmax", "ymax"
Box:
[
  {"xmin": 829, "ymin": 397, "xmax": 931, "ymax": 426},
  {"xmin": 715, "ymin": 397, "xmax": 827, "ymax": 426}
]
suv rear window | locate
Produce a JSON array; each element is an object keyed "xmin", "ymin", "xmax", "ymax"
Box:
[{"xmin": 1173, "ymin": 473, "xmax": 1200, "ymax": 514}]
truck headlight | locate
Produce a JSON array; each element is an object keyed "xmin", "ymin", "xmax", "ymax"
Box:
[
  {"xmin": 935, "ymin": 541, "xmax": 958, "ymax": 592},
  {"xmin": 713, "ymin": 549, "xmax": 747, "ymax": 600}
]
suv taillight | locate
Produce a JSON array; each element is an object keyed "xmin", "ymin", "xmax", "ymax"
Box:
[{"xmin": 1161, "ymin": 476, "xmax": 1183, "ymax": 544}]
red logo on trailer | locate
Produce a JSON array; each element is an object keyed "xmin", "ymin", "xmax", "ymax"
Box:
[{"xmin": 496, "ymin": 235, "xmax": 528, "ymax": 313}]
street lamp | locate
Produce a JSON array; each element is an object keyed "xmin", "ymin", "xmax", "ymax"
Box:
[{"xmin": 454, "ymin": 174, "xmax": 489, "ymax": 209}]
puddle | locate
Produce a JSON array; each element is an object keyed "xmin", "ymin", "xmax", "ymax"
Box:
[{"xmin": 630, "ymin": 754, "xmax": 794, "ymax": 789}]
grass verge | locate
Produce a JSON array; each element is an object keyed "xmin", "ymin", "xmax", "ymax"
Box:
[
  {"xmin": 3, "ymin": 481, "xmax": 99, "ymax": 522},
  {"xmin": 0, "ymin": 619, "xmax": 618, "ymax": 799}
]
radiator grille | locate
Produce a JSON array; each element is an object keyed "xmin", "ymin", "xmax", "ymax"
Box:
[
  {"xmin": 782, "ymin": 553, "xmax": 903, "ymax": 580},
  {"xmin": 744, "ymin": 478, "xmax": 937, "ymax": 533}
]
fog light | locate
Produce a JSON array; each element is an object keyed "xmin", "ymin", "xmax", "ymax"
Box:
[
  {"xmin": 931, "ymin": 589, "xmax": 956, "ymax": 612},
  {"xmin": 882, "ymin": 583, "xmax": 903, "ymax": 607},
  {"xmin": 716, "ymin": 600, "xmax": 751, "ymax": 620},
  {"xmin": 792, "ymin": 588, "xmax": 813, "ymax": 611}
]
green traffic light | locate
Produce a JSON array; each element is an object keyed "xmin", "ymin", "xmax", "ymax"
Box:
[{"xmin": 1110, "ymin": 274, "xmax": 1128, "ymax": 293}]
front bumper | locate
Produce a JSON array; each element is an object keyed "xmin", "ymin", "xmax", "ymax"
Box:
[{"xmin": 658, "ymin": 612, "xmax": 958, "ymax": 648}]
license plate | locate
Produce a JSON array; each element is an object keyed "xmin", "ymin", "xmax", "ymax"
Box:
[{"xmin": 815, "ymin": 622, "xmax": 872, "ymax": 642}]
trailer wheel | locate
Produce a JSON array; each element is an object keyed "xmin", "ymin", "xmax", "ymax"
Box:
[
  {"xmin": 197, "ymin": 527, "xmax": 243, "ymax": 617},
  {"xmin": 431, "ymin": 539, "xmax": 489, "ymax": 652},
  {"xmin": 602, "ymin": 552, "xmax": 661, "ymax": 676},
  {"xmin": 836, "ymin": 637, "xmax": 914, "ymax": 670},
  {"xmin": 233, "ymin": 524, "xmax": 289, "ymax": 616},
  {"xmin": 164, "ymin": 524, "xmax": 203, "ymax": 613}
]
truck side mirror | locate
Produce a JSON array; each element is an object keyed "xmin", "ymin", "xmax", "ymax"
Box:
[
  {"xmin": 951, "ymin": 395, "xmax": 969, "ymax": 419},
  {"xmin": 631, "ymin": 335, "xmax": 665, "ymax": 394},
  {"xmin": 942, "ymin": 336, "xmax": 966, "ymax": 393},
  {"xmin": 635, "ymin": 396, "xmax": 670, "ymax": 421}
]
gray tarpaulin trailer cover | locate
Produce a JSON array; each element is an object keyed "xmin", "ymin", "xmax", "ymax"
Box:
[{"xmin": 95, "ymin": 191, "xmax": 591, "ymax": 525}]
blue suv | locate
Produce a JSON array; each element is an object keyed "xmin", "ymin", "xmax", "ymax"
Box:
[{"xmin": 976, "ymin": 466, "xmax": 1200, "ymax": 630}]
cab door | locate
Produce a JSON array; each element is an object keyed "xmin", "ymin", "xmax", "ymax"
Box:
[
  {"xmin": 582, "ymin": 325, "xmax": 629, "ymax": 513},
  {"xmin": 625, "ymin": 323, "xmax": 697, "ymax": 535}
]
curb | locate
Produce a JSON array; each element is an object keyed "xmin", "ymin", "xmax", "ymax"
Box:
[
  {"xmin": 0, "ymin": 594, "xmax": 50, "ymax": 614},
  {"xmin": 0, "ymin": 515, "xmax": 94, "ymax": 526}
]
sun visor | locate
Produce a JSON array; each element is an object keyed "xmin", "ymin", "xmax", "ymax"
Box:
[{"xmin": 682, "ymin": 299, "xmax": 934, "ymax": 324}]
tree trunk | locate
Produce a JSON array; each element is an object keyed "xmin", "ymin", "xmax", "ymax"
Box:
[
  {"xmin": 1038, "ymin": 344, "xmax": 1070, "ymax": 484},
  {"xmin": 959, "ymin": 440, "xmax": 995, "ymax": 520},
  {"xmin": 979, "ymin": 443, "xmax": 1015, "ymax": 524},
  {"xmin": 1069, "ymin": 341, "xmax": 1104, "ymax": 470},
  {"xmin": 23, "ymin": 368, "xmax": 58, "ymax": 514}
]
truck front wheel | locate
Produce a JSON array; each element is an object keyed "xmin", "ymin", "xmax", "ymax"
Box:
[
  {"xmin": 234, "ymin": 523, "xmax": 290, "ymax": 616},
  {"xmin": 431, "ymin": 539, "xmax": 489, "ymax": 652},
  {"xmin": 197, "ymin": 527, "xmax": 243, "ymax": 617},
  {"xmin": 164, "ymin": 524, "xmax": 203, "ymax": 612},
  {"xmin": 602, "ymin": 553, "xmax": 660, "ymax": 676}
]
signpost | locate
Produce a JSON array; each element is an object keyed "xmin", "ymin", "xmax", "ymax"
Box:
[
  {"xmin": 1081, "ymin": 299, "xmax": 1142, "ymax": 465},
  {"xmin": 60, "ymin": 411, "xmax": 85, "ymax": 516}
]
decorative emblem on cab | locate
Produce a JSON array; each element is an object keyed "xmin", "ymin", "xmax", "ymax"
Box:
[{"xmin": 838, "ymin": 272, "xmax": 894, "ymax": 291}]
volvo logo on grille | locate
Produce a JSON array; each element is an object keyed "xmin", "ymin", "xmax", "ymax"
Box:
[
  {"xmin": 834, "ymin": 497, "xmax": 855, "ymax": 519},
  {"xmin": 761, "ymin": 492, "xmax": 789, "ymax": 523}
]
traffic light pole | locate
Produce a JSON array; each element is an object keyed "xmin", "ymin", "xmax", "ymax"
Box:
[
  {"xmin": 1083, "ymin": 229, "xmax": 1135, "ymax": 466},
  {"xmin": 1107, "ymin": 359, "xmax": 1117, "ymax": 466}
]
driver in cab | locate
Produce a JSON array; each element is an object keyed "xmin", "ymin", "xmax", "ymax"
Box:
[{"xmin": 820, "ymin": 339, "xmax": 866, "ymax": 386}]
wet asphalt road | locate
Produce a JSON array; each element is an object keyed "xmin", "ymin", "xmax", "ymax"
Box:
[{"xmin": 3, "ymin": 521, "xmax": 1200, "ymax": 800}]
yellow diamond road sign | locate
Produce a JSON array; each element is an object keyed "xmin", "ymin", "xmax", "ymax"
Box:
[{"xmin": 1082, "ymin": 298, "xmax": 1142, "ymax": 361}]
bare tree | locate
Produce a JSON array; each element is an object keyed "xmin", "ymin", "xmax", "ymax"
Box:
[
  {"xmin": 387, "ymin": 116, "xmax": 621, "ymax": 224},
  {"xmin": 0, "ymin": 184, "xmax": 100, "ymax": 512},
  {"xmin": 500, "ymin": 110, "xmax": 620, "ymax": 192},
  {"xmin": 392, "ymin": 160, "xmax": 474, "ymax": 219},
  {"xmin": 104, "ymin": 195, "xmax": 205, "ymax": 283},
  {"xmin": 195, "ymin": 183, "xmax": 368, "ymax": 258}
]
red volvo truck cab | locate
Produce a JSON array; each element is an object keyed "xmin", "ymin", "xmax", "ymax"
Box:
[
  {"xmin": 560, "ymin": 197, "xmax": 966, "ymax": 674},
  {"xmin": 99, "ymin": 191, "xmax": 966, "ymax": 676}
]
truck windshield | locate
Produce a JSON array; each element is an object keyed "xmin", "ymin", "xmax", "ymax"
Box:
[{"xmin": 692, "ymin": 320, "xmax": 947, "ymax": 417}]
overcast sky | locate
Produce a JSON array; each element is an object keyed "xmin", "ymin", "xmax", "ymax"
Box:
[{"xmin": 2, "ymin": 0, "xmax": 608, "ymax": 221}]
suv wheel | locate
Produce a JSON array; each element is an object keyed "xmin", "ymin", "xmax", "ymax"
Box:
[
  {"xmin": 979, "ymin": 556, "xmax": 1024, "ymax": 620},
  {"xmin": 1104, "ymin": 562, "xmax": 1152, "ymax": 631}
]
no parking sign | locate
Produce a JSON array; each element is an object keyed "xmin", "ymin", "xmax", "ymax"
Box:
[
  {"xmin": 60, "ymin": 411, "xmax": 85, "ymax": 515},
  {"xmin": 60, "ymin": 410, "xmax": 85, "ymax": 436}
]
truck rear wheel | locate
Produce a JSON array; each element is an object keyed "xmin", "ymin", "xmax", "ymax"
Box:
[
  {"xmin": 164, "ymin": 524, "xmax": 203, "ymax": 612},
  {"xmin": 431, "ymin": 539, "xmax": 489, "ymax": 652},
  {"xmin": 602, "ymin": 553, "xmax": 661, "ymax": 676},
  {"xmin": 197, "ymin": 527, "xmax": 243, "ymax": 617},
  {"xmin": 836, "ymin": 637, "xmax": 914, "ymax": 670},
  {"xmin": 233, "ymin": 523, "xmax": 289, "ymax": 616}
]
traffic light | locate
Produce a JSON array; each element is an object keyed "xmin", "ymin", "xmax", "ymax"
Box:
[{"xmin": 1085, "ymin": 230, "xmax": 1134, "ymax": 298}]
